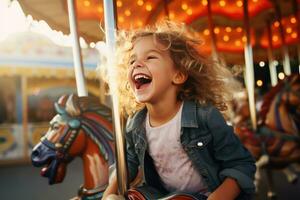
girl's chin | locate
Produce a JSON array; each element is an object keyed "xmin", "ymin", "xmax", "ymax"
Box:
[{"xmin": 134, "ymin": 93, "xmax": 151, "ymax": 103}]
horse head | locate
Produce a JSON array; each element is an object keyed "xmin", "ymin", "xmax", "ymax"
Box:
[{"xmin": 31, "ymin": 94, "xmax": 114, "ymax": 198}]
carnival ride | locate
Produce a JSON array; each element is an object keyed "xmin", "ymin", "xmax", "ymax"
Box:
[{"xmin": 4, "ymin": 0, "xmax": 300, "ymax": 199}]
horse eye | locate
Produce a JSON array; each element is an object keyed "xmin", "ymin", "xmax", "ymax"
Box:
[{"xmin": 52, "ymin": 123, "xmax": 60, "ymax": 130}]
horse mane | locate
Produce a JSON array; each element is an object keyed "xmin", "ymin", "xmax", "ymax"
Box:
[
  {"xmin": 58, "ymin": 94, "xmax": 114, "ymax": 165},
  {"xmin": 259, "ymin": 75, "xmax": 296, "ymax": 122}
]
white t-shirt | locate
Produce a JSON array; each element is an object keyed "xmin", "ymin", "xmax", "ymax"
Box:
[{"xmin": 145, "ymin": 104, "xmax": 209, "ymax": 195}]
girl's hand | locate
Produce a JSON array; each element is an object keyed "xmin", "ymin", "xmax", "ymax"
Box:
[
  {"xmin": 207, "ymin": 177, "xmax": 240, "ymax": 200},
  {"xmin": 105, "ymin": 194, "xmax": 125, "ymax": 200}
]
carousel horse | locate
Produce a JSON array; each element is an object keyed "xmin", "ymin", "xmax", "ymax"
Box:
[
  {"xmin": 31, "ymin": 94, "xmax": 115, "ymax": 200},
  {"xmin": 234, "ymin": 74, "xmax": 300, "ymax": 199}
]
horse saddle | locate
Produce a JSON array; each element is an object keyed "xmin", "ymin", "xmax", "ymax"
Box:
[{"xmin": 126, "ymin": 185, "xmax": 208, "ymax": 200}]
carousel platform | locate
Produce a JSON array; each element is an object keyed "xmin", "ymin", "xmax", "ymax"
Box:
[{"xmin": 0, "ymin": 160, "xmax": 300, "ymax": 200}]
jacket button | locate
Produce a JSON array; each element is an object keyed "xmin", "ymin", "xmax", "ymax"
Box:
[{"xmin": 197, "ymin": 142, "xmax": 203, "ymax": 147}]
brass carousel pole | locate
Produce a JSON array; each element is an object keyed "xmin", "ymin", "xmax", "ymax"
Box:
[
  {"xmin": 292, "ymin": 0, "xmax": 300, "ymax": 73},
  {"xmin": 103, "ymin": 0, "xmax": 128, "ymax": 195},
  {"xmin": 207, "ymin": 0, "xmax": 219, "ymax": 61},
  {"xmin": 266, "ymin": 19, "xmax": 278, "ymax": 86},
  {"xmin": 21, "ymin": 76, "xmax": 29, "ymax": 160},
  {"xmin": 67, "ymin": 0, "xmax": 88, "ymax": 97},
  {"xmin": 273, "ymin": 0, "xmax": 291, "ymax": 76},
  {"xmin": 243, "ymin": 0, "xmax": 257, "ymax": 130}
]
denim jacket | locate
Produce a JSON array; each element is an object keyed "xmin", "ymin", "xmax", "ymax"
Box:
[{"xmin": 125, "ymin": 100, "xmax": 256, "ymax": 199}]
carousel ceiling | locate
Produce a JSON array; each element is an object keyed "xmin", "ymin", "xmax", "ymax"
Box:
[{"xmin": 18, "ymin": 0, "xmax": 300, "ymax": 63}]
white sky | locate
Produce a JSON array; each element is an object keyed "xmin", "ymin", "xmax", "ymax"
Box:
[{"xmin": 0, "ymin": 0, "xmax": 88, "ymax": 48}]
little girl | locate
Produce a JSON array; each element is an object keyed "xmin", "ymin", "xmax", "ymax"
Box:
[{"xmin": 103, "ymin": 21, "xmax": 256, "ymax": 200}]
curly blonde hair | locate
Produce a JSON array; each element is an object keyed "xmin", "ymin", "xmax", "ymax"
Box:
[{"xmin": 102, "ymin": 21, "xmax": 240, "ymax": 117}]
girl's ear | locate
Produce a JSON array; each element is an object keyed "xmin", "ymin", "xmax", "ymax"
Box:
[{"xmin": 172, "ymin": 71, "xmax": 188, "ymax": 85}]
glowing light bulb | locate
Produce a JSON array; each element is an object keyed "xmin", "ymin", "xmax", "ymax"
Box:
[
  {"xmin": 223, "ymin": 35, "xmax": 229, "ymax": 42},
  {"xmin": 181, "ymin": 3, "xmax": 188, "ymax": 10},
  {"xmin": 137, "ymin": 0, "xmax": 144, "ymax": 6},
  {"xmin": 202, "ymin": 0, "xmax": 208, "ymax": 6},
  {"xmin": 214, "ymin": 27, "xmax": 220, "ymax": 34},
  {"xmin": 274, "ymin": 21, "xmax": 280, "ymax": 27},
  {"xmin": 259, "ymin": 61, "xmax": 265, "ymax": 67},
  {"xmin": 290, "ymin": 17, "xmax": 297, "ymax": 24},
  {"xmin": 256, "ymin": 80, "xmax": 263, "ymax": 87},
  {"xmin": 235, "ymin": 40, "xmax": 241, "ymax": 46},
  {"xmin": 272, "ymin": 35, "xmax": 279, "ymax": 42},
  {"xmin": 187, "ymin": 8, "xmax": 193, "ymax": 15},
  {"xmin": 225, "ymin": 27, "xmax": 232, "ymax": 32},
  {"xmin": 278, "ymin": 72, "xmax": 285, "ymax": 80},
  {"xmin": 125, "ymin": 9, "xmax": 131, "ymax": 16},
  {"xmin": 203, "ymin": 29, "xmax": 210, "ymax": 36},
  {"xmin": 117, "ymin": 0, "xmax": 123, "ymax": 7},
  {"xmin": 236, "ymin": 0, "xmax": 243, "ymax": 7},
  {"xmin": 291, "ymin": 32, "xmax": 297, "ymax": 38},
  {"xmin": 146, "ymin": 4, "xmax": 152, "ymax": 11},
  {"xmin": 84, "ymin": 0, "xmax": 90, "ymax": 7},
  {"xmin": 219, "ymin": 0, "xmax": 226, "ymax": 7}
]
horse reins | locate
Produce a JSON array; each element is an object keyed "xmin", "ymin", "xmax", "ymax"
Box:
[{"xmin": 40, "ymin": 118, "xmax": 81, "ymax": 163}]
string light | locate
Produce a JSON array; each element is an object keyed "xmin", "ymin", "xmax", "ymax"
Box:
[
  {"xmin": 219, "ymin": 0, "xmax": 226, "ymax": 7},
  {"xmin": 223, "ymin": 35, "xmax": 229, "ymax": 42},
  {"xmin": 146, "ymin": 4, "xmax": 152, "ymax": 11},
  {"xmin": 137, "ymin": 0, "xmax": 144, "ymax": 6},
  {"xmin": 202, "ymin": 0, "xmax": 208, "ymax": 6},
  {"xmin": 291, "ymin": 32, "xmax": 297, "ymax": 38},
  {"xmin": 259, "ymin": 61, "xmax": 265, "ymax": 67},
  {"xmin": 256, "ymin": 80, "xmax": 263, "ymax": 87},
  {"xmin": 89, "ymin": 42, "xmax": 96, "ymax": 48},
  {"xmin": 117, "ymin": 0, "xmax": 123, "ymax": 7},
  {"xmin": 236, "ymin": 0, "xmax": 243, "ymax": 7},
  {"xmin": 286, "ymin": 27, "xmax": 292, "ymax": 33},
  {"xmin": 242, "ymin": 36, "xmax": 247, "ymax": 42},
  {"xmin": 203, "ymin": 29, "xmax": 210, "ymax": 36},
  {"xmin": 274, "ymin": 21, "xmax": 280, "ymax": 27},
  {"xmin": 225, "ymin": 27, "xmax": 232, "ymax": 32},
  {"xmin": 278, "ymin": 72, "xmax": 285, "ymax": 80},
  {"xmin": 118, "ymin": 16, "xmax": 124, "ymax": 23},
  {"xmin": 214, "ymin": 27, "xmax": 220, "ymax": 34},
  {"xmin": 236, "ymin": 27, "xmax": 242, "ymax": 33},
  {"xmin": 181, "ymin": 3, "xmax": 188, "ymax": 10},
  {"xmin": 83, "ymin": 0, "xmax": 90, "ymax": 7},
  {"xmin": 187, "ymin": 8, "xmax": 193, "ymax": 15},
  {"xmin": 290, "ymin": 17, "xmax": 297, "ymax": 24},
  {"xmin": 235, "ymin": 40, "xmax": 241, "ymax": 46},
  {"xmin": 125, "ymin": 9, "xmax": 131, "ymax": 16},
  {"xmin": 272, "ymin": 35, "xmax": 279, "ymax": 42}
]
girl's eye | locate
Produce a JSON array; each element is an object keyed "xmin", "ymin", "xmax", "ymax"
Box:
[
  {"xmin": 147, "ymin": 56, "xmax": 157, "ymax": 60},
  {"xmin": 129, "ymin": 60, "xmax": 135, "ymax": 65}
]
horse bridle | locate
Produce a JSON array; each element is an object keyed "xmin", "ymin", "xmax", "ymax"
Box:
[{"xmin": 40, "ymin": 117, "xmax": 82, "ymax": 163}]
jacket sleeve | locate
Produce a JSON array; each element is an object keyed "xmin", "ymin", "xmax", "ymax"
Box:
[
  {"xmin": 207, "ymin": 106, "xmax": 256, "ymax": 195},
  {"xmin": 125, "ymin": 130, "xmax": 140, "ymax": 182}
]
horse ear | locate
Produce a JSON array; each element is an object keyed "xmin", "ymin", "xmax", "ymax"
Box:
[
  {"xmin": 65, "ymin": 94, "xmax": 81, "ymax": 117},
  {"xmin": 57, "ymin": 95, "xmax": 69, "ymax": 106},
  {"xmin": 54, "ymin": 102, "xmax": 66, "ymax": 115}
]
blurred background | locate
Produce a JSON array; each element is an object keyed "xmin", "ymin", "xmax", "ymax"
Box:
[{"xmin": 0, "ymin": 0, "xmax": 300, "ymax": 199}]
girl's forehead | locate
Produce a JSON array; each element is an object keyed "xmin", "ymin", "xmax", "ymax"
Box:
[{"xmin": 131, "ymin": 35, "xmax": 167, "ymax": 53}]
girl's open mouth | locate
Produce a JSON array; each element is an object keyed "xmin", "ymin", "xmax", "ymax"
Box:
[{"xmin": 133, "ymin": 74, "xmax": 152, "ymax": 89}]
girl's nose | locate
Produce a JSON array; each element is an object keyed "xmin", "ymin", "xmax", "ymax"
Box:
[{"xmin": 133, "ymin": 60, "xmax": 144, "ymax": 69}]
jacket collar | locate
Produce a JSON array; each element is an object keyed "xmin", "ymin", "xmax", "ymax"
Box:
[{"xmin": 126, "ymin": 100, "xmax": 199, "ymax": 132}]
